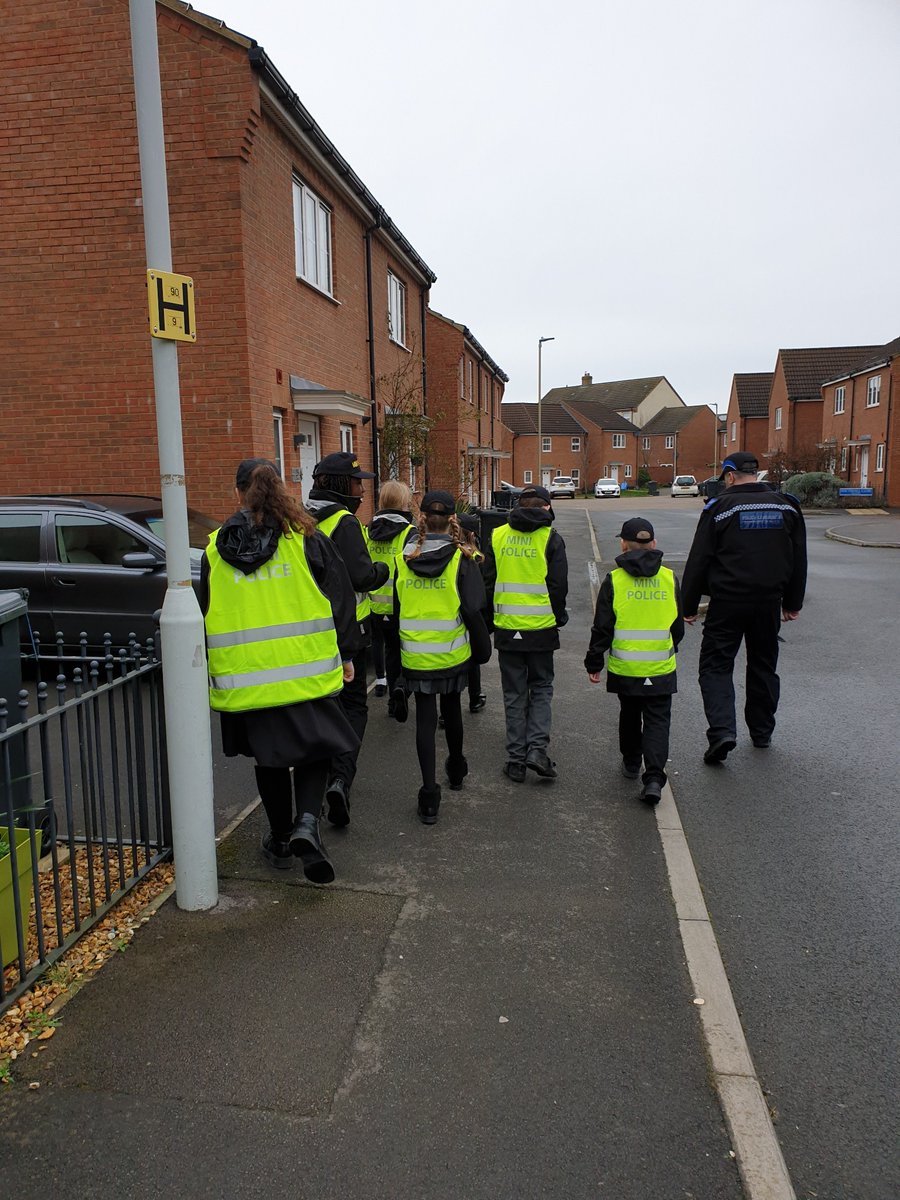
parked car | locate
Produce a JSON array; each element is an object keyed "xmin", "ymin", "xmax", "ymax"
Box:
[
  {"xmin": 670, "ymin": 474, "xmax": 699, "ymax": 498},
  {"xmin": 0, "ymin": 495, "xmax": 217, "ymax": 659},
  {"xmin": 549, "ymin": 476, "xmax": 576, "ymax": 499},
  {"xmin": 594, "ymin": 477, "xmax": 621, "ymax": 498}
]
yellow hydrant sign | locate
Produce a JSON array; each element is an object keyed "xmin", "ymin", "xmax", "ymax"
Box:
[{"xmin": 147, "ymin": 270, "xmax": 196, "ymax": 342}]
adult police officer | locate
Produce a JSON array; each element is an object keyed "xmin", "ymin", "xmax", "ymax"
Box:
[
  {"xmin": 305, "ymin": 451, "xmax": 390, "ymax": 822},
  {"xmin": 681, "ymin": 451, "xmax": 807, "ymax": 763},
  {"xmin": 483, "ymin": 485, "xmax": 568, "ymax": 782}
]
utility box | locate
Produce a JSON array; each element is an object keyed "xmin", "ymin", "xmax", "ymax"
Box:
[
  {"xmin": 0, "ymin": 591, "xmax": 29, "ymax": 817},
  {"xmin": 647, "ymin": 481, "xmax": 659, "ymax": 497}
]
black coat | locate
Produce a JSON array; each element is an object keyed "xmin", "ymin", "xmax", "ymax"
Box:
[{"xmin": 482, "ymin": 505, "xmax": 569, "ymax": 652}]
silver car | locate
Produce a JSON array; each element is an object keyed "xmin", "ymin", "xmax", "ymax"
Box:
[{"xmin": 594, "ymin": 477, "xmax": 621, "ymax": 498}]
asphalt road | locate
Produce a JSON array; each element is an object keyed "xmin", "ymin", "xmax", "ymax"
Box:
[{"xmin": 575, "ymin": 496, "xmax": 900, "ymax": 1200}]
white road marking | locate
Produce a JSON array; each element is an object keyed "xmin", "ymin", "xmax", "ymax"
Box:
[{"xmin": 585, "ymin": 509, "xmax": 602, "ymax": 563}]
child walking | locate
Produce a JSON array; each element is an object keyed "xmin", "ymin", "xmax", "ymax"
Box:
[
  {"xmin": 584, "ymin": 517, "xmax": 684, "ymax": 804},
  {"xmin": 366, "ymin": 479, "xmax": 417, "ymax": 715},
  {"xmin": 393, "ymin": 491, "xmax": 491, "ymax": 824}
]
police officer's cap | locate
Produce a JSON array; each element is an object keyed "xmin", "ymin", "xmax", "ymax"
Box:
[
  {"xmin": 420, "ymin": 490, "xmax": 455, "ymax": 515},
  {"xmin": 312, "ymin": 451, "xmax": 376, "ymax": 479},
  {"xmin": 718, "ymin": 451, "xmax": 758, "ymax": 481},
  {"xmin": 618, "ymin": 517, "xmax": 655, "ymax": 543}
]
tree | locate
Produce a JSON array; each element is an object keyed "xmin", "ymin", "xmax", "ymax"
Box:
[{"xmin": 377, "ymin": 332, "xmax": 430, "ymax": 488}]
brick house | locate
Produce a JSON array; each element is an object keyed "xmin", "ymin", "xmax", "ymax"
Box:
[
  {"xmin": 2, "ymin": 0, "xmax": 436, "ymax": 521},
  {"xmin": 764, "ymin": 346, "xmax": 882, "ymax": 476},
  {"xmin": 545, "ymin": 374, "xmax": 685, "ymax": 427},
  {"xmin": 502, "ymin": 400, "xmax": 639, "ymax": 491},
  {"xmin": 724, "ymin": 373, "xmax": 773, "ymax": 462},
  {"xmin": 819, "ymin": 335, "xmax": 900, "ymax": 504},
  {"xmin": 637, "ymin": 405, "xmax": 719, "ymax": 484},
  {"xmin": 425, "ymin": 310, "xmax": 510, "ymax": 505}
]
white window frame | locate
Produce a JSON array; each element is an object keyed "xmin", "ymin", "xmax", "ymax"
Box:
[
  {"xmin": 387, "ymin": 271, "xmax": 407, "ymax": 347},
  {"xmin": 466, "ymin": 359, "xmax": 474, "ymax": 400},
  {"xmin": 523, "ymin": 470, "xmax": 533, "ymax": 484},
  {"xmin": 292, "ymin": 177, "xmax": 333, "ymax": 296},
  {"xmin": 642, "ymin": 436, "xmax": 650, "ymax": 451},
  {"xmin": 774, "ymin": 407, "xmax": 782, "ymax": 431},
  {"xmin": 876, "ymin": 442, "xmax": 885, "ymax": 472},
  {"xmin": 571, "ymin": 468, "xmax": 580, "ymax": 486},
  {"xmin": 624, "ymin": 464, "xmax": 633, "ymax": 478},
  {"xmin": 834, "ymin": 386, "xmax": 845, "ymax": 415},
  {"xmin": 866, "ymin": 375, "xmax": 881, "ymax": 407},
  {"xmin": 571, "ymin": 436, "xmax": 581, "ymax": 452},
  {"xmin": 612, "ymin": 433, "xmax": 626, "ymax": 449},
  {"xmin": 731, "ymin": 421, "xmax": 737, "ymax": 443},
  {"xmin": 542, "ymin": 436, "xmax": 551, "ymax": 453},
  {"xmin": 273, "ymin": 409, "xmax": 284, "ymax": 478},
  {"xmin": 339, "ymin": 424, "xmax": 354, "ymax": 454},
  {"xmin": 664, "ymin": 435, "xmax": 675, "ymax": 450},
  {"xmin": 840, "ymin": 446, "xmax": 848, "ymax": 472}
]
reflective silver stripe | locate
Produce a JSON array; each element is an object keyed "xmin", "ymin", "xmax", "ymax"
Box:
[
  {"xmin": 370, "ymin": 589, "xmax": 393, "ymax": 601},
  {"xmin": 355, "ymin": 591, "xmax": 367, "ymax": 606},
  {"xmin": 210, "ymin": 655, "xmax": 341, "ymax": 689},
  {"xmin": 206, "ymin": 618, "xmax": 335, "ymax": 649},
  {"xmin": 401, "ymin": 618, "xmax": 461, "ymax": 631},
  {"xmin": 609, "ymin": 647, "xmax": 674, "ymax": 662},
  {"xmin": 613, "ymin": 629, "xmax": 672, "ymax": 641},
  {"xmin": 401, "ymin": 632, "xmax": 470, "ymax": 655},
  {"xmin": 495, "ymin": 603, "xmax": 554, "ymax": 615},
  {"xmin": 495, "ymin": 582, "xmax": 547, "ymax": 594}
]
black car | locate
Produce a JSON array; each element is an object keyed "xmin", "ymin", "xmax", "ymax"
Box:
[{"xmin": 0, "ymin": 495, "xmax": 218, "ymax": 659}]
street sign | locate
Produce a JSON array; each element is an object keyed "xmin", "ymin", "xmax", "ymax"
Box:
[
  {"xmin": 147, "ymin": 269, "xmax": 196, "ymax": 342},
  {"xmin": 839, "ymin": 488, "xmax": 874, "ymax": 496}
]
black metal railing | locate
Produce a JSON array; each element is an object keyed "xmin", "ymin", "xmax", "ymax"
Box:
[{"xmin": 0, "ymin": 634, "xmax": 171, "ymax": 1013}]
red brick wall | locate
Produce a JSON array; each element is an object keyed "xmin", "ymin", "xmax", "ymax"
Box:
[
  {"xmin": 725, "ymin": 381, "xmax": 768, "ymax": 461},
  {"xmin": 765, "ymin": 361, "xmax": 790, "ymax": 456},
  {"xmin": 887, "ymin": 361, "xmax": 900, "ymax": 507}
]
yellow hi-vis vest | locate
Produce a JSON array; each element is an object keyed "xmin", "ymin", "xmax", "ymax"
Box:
[
  {"xmin": 608, "ymin": 565, "xmax": 677, "ymax": 678},
  {"xmin": 395, "ymin": 548, "xmax": 471, "ymax": 673},
  {"xmin": 365, "ymin": 520, "xmax": 413, "ymax": 615},
  {"xmin": 205, "ymin": 531, "xmax": 343, "ymax": 712},
  {"xmin": 491, "ymin": 523, "xmax": 554, "ymax": 630},
  {"xmin": 316, "ymin": 508, "xmax": 372, "ymax": 623}
]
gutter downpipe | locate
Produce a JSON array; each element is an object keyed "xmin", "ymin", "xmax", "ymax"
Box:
[
  {"xmin": 420, "ymin": 286, "xmax": 429, "ymax": 491},
  {"xmin": 365, "ymin": 209, "xmax": 384, "ymax": 502}
]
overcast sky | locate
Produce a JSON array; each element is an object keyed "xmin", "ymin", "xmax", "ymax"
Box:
[{"xmin": 200, "ymin": 0, "xmax": 900, "ymax": 413}]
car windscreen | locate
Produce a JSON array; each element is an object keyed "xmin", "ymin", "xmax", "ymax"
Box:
[
  {"xmin": 139, "ymin": 509, "xmax": 218, "ymax": 562},
  {"xmin": 674, "ymin": 477, "xmax": 695, "ymax": 485}
]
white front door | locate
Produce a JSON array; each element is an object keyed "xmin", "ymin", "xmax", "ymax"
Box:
[
  {"xmin": 541, "ymin": 468, "xmax": 553, "ymax": 487},
  {"xmin": 296, "ymin": 418, "xmax": 320, "ymax": 501},
  {"xmin": 859, "ymin": 446, "xmax": 869, "ymax": 488},
  {"xmin": 609, "ymin": 465, "xmax": 619, "ymax": 481}
]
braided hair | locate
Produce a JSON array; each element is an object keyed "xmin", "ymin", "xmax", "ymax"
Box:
[{"xmin": 406, "ymin": 511, "xmax": 475, "ymax": 560}]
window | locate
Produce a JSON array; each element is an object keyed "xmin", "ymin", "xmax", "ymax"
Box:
[
  {"xmin": 292, "ymin": 177, "xmax": 332, "ymax": 295},
  {"xmin": 340, "ymin": 424, "xmax": 354, "ymax": 454},
  {"xmin": 466, "ymin": 360, "xmax": 474, "ymax": 400},
  {"xmin": 840, "ymin": 446, "xmax": 848, "ymax": 472},
  {"xmin": 612, "ymin": 433, "xmax": 626, "ymax": 449},
  {"xmin": 523, "ymin": 470, "xmax": 533, "ymax": 484},
  {"xmin": 571, "ymin": 437, "xmax": 581, "ymax": 452},
  {"xmin": 876, "ymin": 442, "xmax": 885, "ymax": 472},
  {"xmin": 731, "ymin": 421, "xmax": 736, "ymax": 443},
  {"xmin": 458, "ymin": 357, "xmax": 464, "ymax": 399},
  {"xmin": 834, "ymin": 386, "xmax": 845, "ymax": 415},
  {"xmin": 665, "ymin": 435, "xmax": 675, "ymax": 449},
  {"xmin": 642, "ymin": 436, "xmax": 650, "ymax": 451},
  {"xmin": 272, "ymin": 410, "xmax": 284, "ymax": 478},
  {"xmin": 571, "ymin": 469, "xmax": 580, "ymax": 485},
  {"xmin": 867, "ymin": 375, "xmax": 881, "ymax": 407},
  {"xmin": 387, "ymin": 272, "xmax": 407, "ymax": 346},
  {"xmin": 542, "ymin": 437, "xmax": 551, "ymax": 452},
  {"xmin": 774, "ymin": 407, "xmax": 782, "ymax": 430},
  {"xmin": 0, "ymin": 512, "xmax": 42, "ymax": 562},
  {"xmin": 624, "ymin": 464, "xmax": 633, "ymax": 478},
  {"xmin": 55, "ymin": 515, "xmax": 145, "ymax": 567}
]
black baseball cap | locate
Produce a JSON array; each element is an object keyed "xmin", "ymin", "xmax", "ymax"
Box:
[
  {"xmin": 718, "ymin": 451, "xmax": 758, "ymax": 481},
  {"xmin": 618, "ymin": 517, "xmax": 655, "ymax": 542},
  {"xmin": 235, "ymin": 458, "xmax": 279, "ymax": 489},
  {"xmin": 520, "ymin": 485, "xmax": 553, "ymax": 505},
  {"xmin": 420, "ymin": 490, "xmax": 456, "ymax": 514},
  {"xmin": 312, "ymin": 451, "xmax": 376, "ymax": 479}
]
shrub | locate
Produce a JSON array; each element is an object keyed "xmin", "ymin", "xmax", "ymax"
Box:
[
  {"xmin": 784, "ymin": 472, "xmax": 844, "ymax": 506},
  {"xmin": 637, "ymin": 466, "xmax": 651, "ymax": 488}
]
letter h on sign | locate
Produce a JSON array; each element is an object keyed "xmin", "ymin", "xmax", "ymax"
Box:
[{"xmin": 147, "ymin": 269, "xmax": 197, "ymax": 343}]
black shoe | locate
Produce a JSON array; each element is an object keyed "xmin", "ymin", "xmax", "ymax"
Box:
[
  {"xmin": 261, "ymin": 831, "xmax": 294, "ymax": 870},
  {"xmin": 468, "ymin": 694, "xmax": 487, "ymax": 713},
  {"xmin": 703, "ymin": 737, "xmax": 737, "ymax": 765},
  {"xmin": 374, "ymin": 682, "xmax": 388, "ymax": 698},
  {"xmin": 445, "ymin": 755, "xmax": 469, "ymax": 790},
  {"xmin": 289, "ymin": 814, "xmax": 335, "ymax": 884},
  {"xmin": 751, "ymin": 736, "xmax": 771, "ymax": 748},
  {"xmin": 392, "ymin": 686, "xmax": 408, "ymax": 724},
  {"xmin": 525, "ymin": 749, "xmax": 557, "ymax": 779},
  {"xmin": 325, "ymin": 777, "xmax": 350, "ymax": 828},
  {"xmin": 641, "ymin": 780, "xmax": 663, "ymax": 805},
  {"xmin": 621, "ymin": 758, "xmax": 641, "ymax": 780},
  {"xmin": 417, "ymin": 784, "xmax": 441, "ymax": 825},
  {"xmin": 503, "ymin": 761, "xmax": 527, "ymax": 783}
]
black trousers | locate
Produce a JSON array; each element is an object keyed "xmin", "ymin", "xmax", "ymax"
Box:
[
  {"xmin": 330, "ymin": 646, "xmax": 369, "ymax": 787},
  {"xmin": 413, "ymin": 692, "xmax": 464, "ymax": 790},
  {"xmin": 618, "ymin": 694, "xmax": 672, "ymax": 785},
  {"xmin": 467, "ymin": 661, "xmax": 482, "ymax": 700},
  {"xmin": 698, "ymin": 599, "xmax": 781, "ymax": 745},
  {"xmin": 371, "ymin": 614, "xmax": 402, "ymax": 694},
  {"xmin": 370, "ymin": 616, "xmax": 386, "ymax": 679},
  {"xmin": 256, "ymin": 761, "xmax": 329, "ymax": 837}
]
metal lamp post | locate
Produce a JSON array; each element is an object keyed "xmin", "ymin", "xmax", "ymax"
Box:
[{"xmin": 537, "ymin": 336, "xmax": 554, "ymax": 487}]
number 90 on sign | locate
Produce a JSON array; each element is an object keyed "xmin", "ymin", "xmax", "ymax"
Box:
[{"xmin": 147, "ymin": 269, "xmax": 197, "ymax": 343}]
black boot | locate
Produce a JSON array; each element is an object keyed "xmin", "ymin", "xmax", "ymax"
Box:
[
  {"xmin": 417, "ymin": 784, "xmax": 441, "ymax": 825},
  {"xmin": 261, "ymin": 831, "xmax": 294, "ymax": 870},
  {"xmin": 289, "ymin": 813, "xmax": 335, "ymax": 884},
  {"xmin": 445, "ymin": 755, "xmax": 468, "ymax": 791},
  {"xmin": 324, "ymin": 777, "xmax": 350, "ymax": 828}
]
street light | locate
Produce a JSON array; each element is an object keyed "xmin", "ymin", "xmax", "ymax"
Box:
[{"xmin": 537, "ymin": 336, "xmax": 555, "ymax": 487}]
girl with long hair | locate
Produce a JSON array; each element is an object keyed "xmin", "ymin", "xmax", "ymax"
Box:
[
  {"xmin": 392, "ymin": 491, "xmax": 491, "ymax": 824},
  {"xmin": 366, "ymin": 479, "xmax": 417, "ymax": 717},
  {"xmin": 201, "ymin": 459, "xmax": 361, "ymax": 883}
]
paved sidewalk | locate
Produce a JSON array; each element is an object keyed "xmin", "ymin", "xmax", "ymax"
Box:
[{"xmin": 824, "ymin": 511, "xmax": 900, "ymax": 548}]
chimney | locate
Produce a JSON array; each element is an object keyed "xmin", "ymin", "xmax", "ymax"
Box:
[{"xmin": 581, "ymin": 372, "xmax": 592, "ymax": 387}]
